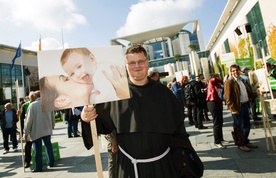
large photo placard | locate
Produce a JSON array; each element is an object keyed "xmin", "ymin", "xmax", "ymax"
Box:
[{"xmin": 38, "ymin": 46, "xmax": 130, "ymax": 112}]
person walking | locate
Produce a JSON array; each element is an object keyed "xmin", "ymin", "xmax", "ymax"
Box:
[
  {"xmin": 1, "ymin": 103, "xmax": 18, "ymax": 154},
  {"xmin": 248, "ymin": 69, "xmax": 260, "ymax": 121},
  {"xmin": 180, "ymin": 76, "xmax": 189, "ymax": 114},
  {"xmin": 206, "ymin": 74, "xmax": 225, "ymax": 148},
  {"xmin": 171, "ymin": 77, "xmax": 184, "ymax": 113},
  {"xmin": 185, "ymin": 77, "xmax": 196, "ymax": 126},
  {"xmin": 240, "ymin": 67, "xmax": 260, "ymax": 122},
  {"xmin": 198, "ymin": 75, "xmax": 211, "ymax": 122},
  {"xmin": 193, "ymin": 75, "xmax": 208, "ymax": 129},
  {"xmin": 266, "ymin": 62, "xmax": 276, "ymax": 98},
  {"xmin": 24, "ymin": 91, "xmax": 55, "ymax": 172},
  {"xmin": 105, "ymin": 130, "xmax": 118, "ymax": 178},
  {"xmin": 148, "ymin": 67, "xmax": 160, "ymax": 82},
  {"xmin": 64, "ymin": 108, "xmax": 80, "ymax": 138},
  {"xmin": 20, "ymin": 91, "xmax": 37, "ymax": 168},
  {"xmin": 224, "ymin": 64, "xmax": 258, "ymax": 152},
  {"xmin": 19, "ymin": 101, "xmax": 25, "ymax": 138}
]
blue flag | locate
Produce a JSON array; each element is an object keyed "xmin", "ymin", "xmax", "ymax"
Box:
[{"xmin": 11, "ymin": 43, "xmax": 22, "ymax": 69}]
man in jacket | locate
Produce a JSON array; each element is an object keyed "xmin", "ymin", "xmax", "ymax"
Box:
[
  {"xmin": 24, "ymin": 91, "xmax": 55, "ymax": 172},
  {"xmin": 19, "ymin": 91, "xmax": 36, "ymax": 168},
  {"xmin": 224, "ymin": 64, "xmax": 258, "ymax": 152},
  {"xmin": 1, "ymin": 103, "xmax": 18, "ymax": 154},
  {"xmin": 193, "ymin": 74, "xmax": 208, "ymax": 129},
  {"xmin": 64, "ymin": 107, "xmax": 80, "ymax": 138}
]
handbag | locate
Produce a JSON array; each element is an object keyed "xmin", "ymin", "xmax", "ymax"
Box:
[
  {"xmin": 231, "ymin": 125, "xmax": 245, "ymax": 146},
  {"xmin": 170, "ymin": 133, "xmax": 204, "ymax": 178}
]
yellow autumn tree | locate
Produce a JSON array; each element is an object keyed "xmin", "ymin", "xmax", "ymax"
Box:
[{"xmin": 267, "ymin": 24, "xmax": 276, "ymax": 60}]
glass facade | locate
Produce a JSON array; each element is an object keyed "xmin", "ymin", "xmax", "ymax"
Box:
[
  {"xmin": 0, "ymin": 63, "xmax": 24, "ymax": 106},
  {"xmin": 246, "ymin": 2, "xmax": 269, "ymax": 58},
  {"xmin": 189, "ymin": 33, "xmax": 200, "ymax": 51},
  {"xmin": 151, "ymin": 42, "xmax": 165, "ymax": 59},
  {"xmin": 148, "ymin": 28, "xmax": 204, "ymax": 75},
  {"xmin": 224, "ymin": 39, "xmax": 231, "ymax": 53},
  {"xmin": 1, "ymin": 64, "xmax": 23, "ymax": 87}
]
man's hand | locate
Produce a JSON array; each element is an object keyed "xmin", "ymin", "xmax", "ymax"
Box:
[
  {"xmin": 81, "ymin": 106, "xmax": 98, "ymax": 123},
  {"xmin": 102, "ymin": 66, "xmax": 129, "ymax": 99},
  {"xmin": 232, "ymin": 111, "xmax": 239, "ymax": 114},
  {"xmin": 111, "ymin": 145, "xmax": 118, "ymax": 153},
  {"xmin": 17, "ymin": 110, "xmax": 21, "ymax": 116},
  {"xmin": 25, "ymin": 134, "xmax": 29, "ymax": 141}
]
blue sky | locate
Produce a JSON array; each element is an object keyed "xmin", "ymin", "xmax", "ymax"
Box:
[{"xmin": 0, "ymin": 0, "xmax": 227, "ymax": 51}]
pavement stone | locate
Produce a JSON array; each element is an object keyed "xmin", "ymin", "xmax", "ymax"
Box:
[{"xmin": 1, "ymin": 105, "xmax": 276, "ymax": 178}]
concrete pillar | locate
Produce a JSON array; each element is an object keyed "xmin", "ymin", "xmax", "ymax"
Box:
[
  {"xmin": 161, "ymin": 42, "xmax": 167, "ymax": 58},
  {"xmin": 167, "ymin": 38, "xmax": 173, "ymax": 57}
]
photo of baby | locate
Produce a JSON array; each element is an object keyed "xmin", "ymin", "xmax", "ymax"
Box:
[{"xmin": 38, "ymin": 46, "xmax": 130, "ymax": 112}]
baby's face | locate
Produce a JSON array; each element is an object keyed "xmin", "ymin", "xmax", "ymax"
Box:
[{"xmin": 62, "ymin": 52, "xmax": 97, "ymax": 84}]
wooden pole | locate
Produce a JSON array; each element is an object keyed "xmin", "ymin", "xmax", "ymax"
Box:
[
  {"xmin": 90, "ymin": 119, "xmax": 103, "ymax": 178},
  {"xmin": 15, "ymin": 80, "xmax": 25, "ymax": 172},
  {"xmin": 260, "ymin": 95, "xmax": 270, "ymax": 151},
  {"xmin": 260, "ymin": 95, "xmax": 276, "ymax": 151},
  {"xmin": 19, "ymin": 116, "xmax": 25, "ymax": 172}
]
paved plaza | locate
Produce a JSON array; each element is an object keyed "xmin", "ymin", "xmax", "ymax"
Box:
[{"xmin": 1, "ymin": 106, "xmax": 276, "ymax": 178}]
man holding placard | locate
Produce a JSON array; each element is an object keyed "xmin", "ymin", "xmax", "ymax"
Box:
[{"xmin": 81, "ymin": 45, "xmax": 203, "ymax": 178}]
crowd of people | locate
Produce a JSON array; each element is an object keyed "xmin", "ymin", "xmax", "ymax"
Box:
[
  {"xmin": 0, "ymin": 90, "xmax": 56, "ymax": 172},
  {"xmin": 169, "ymin": 74, "xmax": 210, "ymax": 129},
  {"xmin": 164, "ymin": 62, "xmax": 276, "ymax": 151}
]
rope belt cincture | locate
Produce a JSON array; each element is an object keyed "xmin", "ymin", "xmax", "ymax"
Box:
[{"xmin": 118, "ymin": 146, "xmax": 171, "ymax": 178}]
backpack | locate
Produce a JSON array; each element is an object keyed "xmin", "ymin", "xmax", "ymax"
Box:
[
  {"xmin": 218, "ymin": 87, "xmax": 225, "ymax": 101},
  {"xmin": 184, "ymin": 83, "xmax": 195, "ymax": 100},
  {"xmin": 231, "ymin": 124, "xmax": 245, "ymax": 146}
]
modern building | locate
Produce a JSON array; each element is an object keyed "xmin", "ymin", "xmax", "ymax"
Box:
[
  {"xmin": 111, "ymin": 19, "xmax": 207, "ymax": 77},
  {"xmin": 0, "ymin": 44, "xmax": 39, "ymax": 107},
  {"xmin": 111, "ymin": 0, "xmax": 276, "ymax": 83},
  {"xmin": 1, "ymin": 0, "xmax": 275, "ymax": 107},
  {"xmin": 207, "ymin": 0, "xmax": 276, "ymax": 78}
]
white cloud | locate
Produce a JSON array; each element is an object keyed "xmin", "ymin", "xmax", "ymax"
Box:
[
  {"xmin": 116, "ymin": 0, "xmax": 206, "ymax": 37},
  {"xmin": 0, "ymin": 0, "xmax": 87, "ymax": 32},
  {"xmin": 25, "ymin": 38, "xmax": 69, "ymax": 51}
]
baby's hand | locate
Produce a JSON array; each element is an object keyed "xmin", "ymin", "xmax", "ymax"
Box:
[
  {"xmin": 102, "ymin": 66, "xmax": 129, "ymax": 99},
  {"xmin": 89, "ymin": 90, "xmax": 100, "ymax": 104}
]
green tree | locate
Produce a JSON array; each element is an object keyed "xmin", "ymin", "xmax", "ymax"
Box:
[
  {"xmin": 174, "ymin": 54, "xmax": 181, "ymax": 61},
  {"xmin": 188, "ymin": 44, "xmax": 197, "ymax": 51}
]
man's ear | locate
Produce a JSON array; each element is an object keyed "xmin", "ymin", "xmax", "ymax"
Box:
[{"xmin": 54, "ymin": 95, "xmax": 71, "ymax": 109}]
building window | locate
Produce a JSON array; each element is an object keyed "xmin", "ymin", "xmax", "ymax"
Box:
[{"xmin": 1, "ymin": 64, "xmax": 23, "ymax": 87}]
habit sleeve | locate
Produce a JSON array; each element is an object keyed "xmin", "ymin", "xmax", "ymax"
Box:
[{"xmin": 81, "ymin": 103, "xmax": 116, "ymax": 150}]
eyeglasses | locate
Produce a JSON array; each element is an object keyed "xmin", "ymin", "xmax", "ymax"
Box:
[{"xmin": 126, "ymin": 59, "xmax": 147, "ymax": 67}]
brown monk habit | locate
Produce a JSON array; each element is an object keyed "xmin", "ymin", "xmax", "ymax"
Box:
[{"xmin": 81, "ymin": 78, "xmax": 189, "ymax": 178}]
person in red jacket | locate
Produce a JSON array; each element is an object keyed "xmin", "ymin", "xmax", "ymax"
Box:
[{"xmin": 206, "ymin": 73, "xmax": 225, "ymax": 149}]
